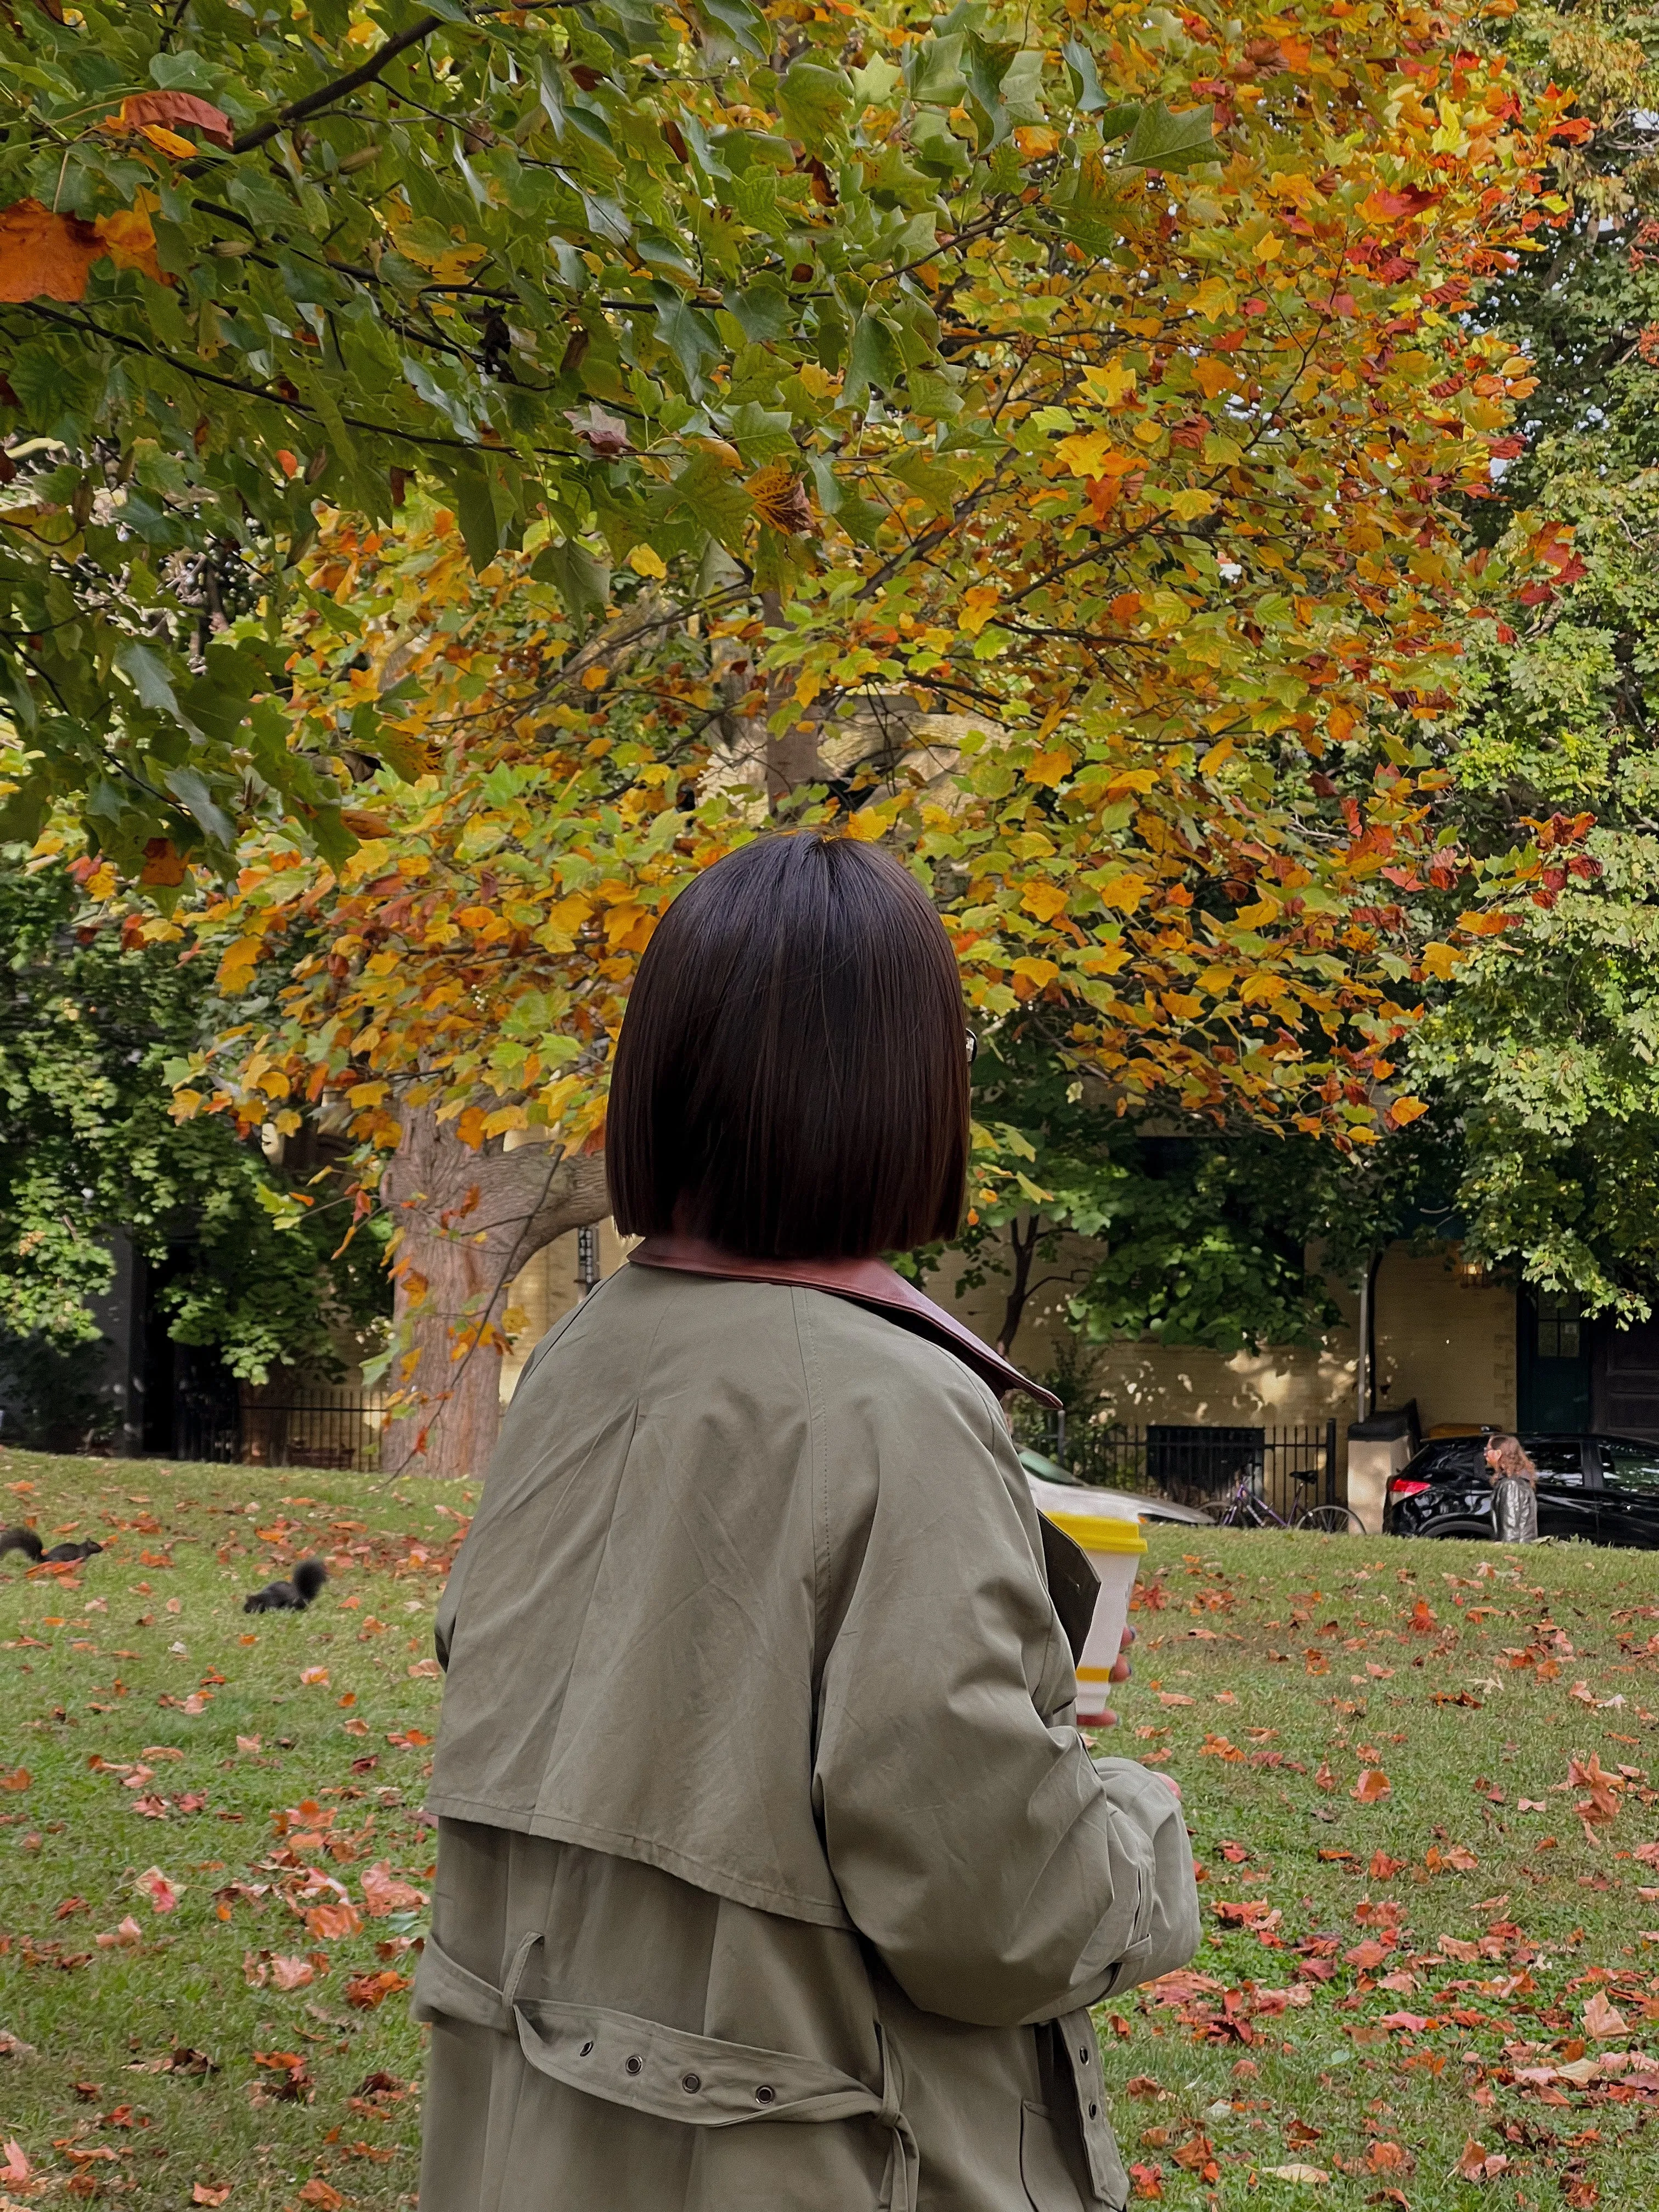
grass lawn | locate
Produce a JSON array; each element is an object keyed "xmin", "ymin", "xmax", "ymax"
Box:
[{"xmin": 0, "ymin": 1447, "xmax": 1655, "ymax": 2208}]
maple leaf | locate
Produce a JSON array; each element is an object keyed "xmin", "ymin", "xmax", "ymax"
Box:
[
  {"xmin": 360, "ymin": 1861, "xmax": 427, "ymax": 1917},
  {"xmin": 135, "ymin": 1867, "xmax": 180, "ymax": 1912},
  {"xmin": 1365, "ymin": 2141, "xmax": 1411, "ymax": 2173},
  {"xmin": 562, "ymin": 404, "xmax": 630, "ymax": 457},
  {"xmin": 346, "ymin": 1968, "xmax": 411, "ymax": 2009},
  {"xmin": 1583, "ymin": 1990, "xmax": 1629, "ymax": 2039},
  {"xmin": 304, "ymin": 1901, "xmax": 362, "ymax": 1942},
  {"xmin": 0, "ymin": 198, "xmax": 106, "ymax": 301},
  {"xmin": 1351, "ymin": 1768, "xmax": 1391, "ymax": 1803},
  {"xmin": 747, "ymin": 462, "xmax": 816, "ymax": 535},
  {"xmin": 192, "ymin": 2185, "xmax": 232, "ymax": 2205},
  {"xmin": 106, "ymin": 92, "xmax": 234, "ymax": 148}
]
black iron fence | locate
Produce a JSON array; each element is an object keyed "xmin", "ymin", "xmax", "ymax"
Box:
[
  {"xmin": 174, "ymin": 1389, "xmax": 386, "ymax": 1472},
  {"xmin": 1016, "ymin": 1414, "xmax": 1340, "ymax": 1520}
]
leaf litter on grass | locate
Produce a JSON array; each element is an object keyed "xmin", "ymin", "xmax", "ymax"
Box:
[
  {"xmin": 1100, "ymin": 1530, "xmax": 1659, "ymax": 2206},
  {"xmin": 7, "ymin": 1459, "xmax": 1659, "ymax": 2207},
  {"xmin": 0, "ymin": 1446, "xmax": 470, "ymax": 2207}
]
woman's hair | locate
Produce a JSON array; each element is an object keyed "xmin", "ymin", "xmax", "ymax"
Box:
[
  {"xmin": 607, "ymin": 832, "xmax": 970, "ymax": 1258},
  {"xmin": 1486, "ymin": 1433, "xmax": 1538, "ymax": 1482}
]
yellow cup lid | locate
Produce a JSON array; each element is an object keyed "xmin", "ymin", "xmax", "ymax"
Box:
[{"xmin": 1044, "ymin": 1513, "xmax": 1148, "ymax": 1555}]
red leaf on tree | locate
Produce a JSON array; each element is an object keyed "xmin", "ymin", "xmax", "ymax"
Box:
[{"xmin": 111, "ymin": 92, "xmax": 234, "ymax": 148}]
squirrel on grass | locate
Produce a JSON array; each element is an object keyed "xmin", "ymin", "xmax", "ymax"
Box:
[
  {"xmin": 243, "ymin": 1558, "xmax": 328, "ymax": 1614},
  {"xmin": 0, "ymin": 1526, "xmax": 104, "ymax": 1565}
]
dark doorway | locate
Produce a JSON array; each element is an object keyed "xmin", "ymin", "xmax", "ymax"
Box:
[
  {"xmin": 1518, "ymin": 1292, "xmax": 1592, "ymax": 1432},
  {"xmin": 1593, "ymin": 1313, "xmax": 1659, "ymax": 1441},
  {"xmin": 138, "ymin": 1246, "xmax": 241, "ymax": 1460}
]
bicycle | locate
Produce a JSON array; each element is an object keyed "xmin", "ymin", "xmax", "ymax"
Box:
[{"xmin": 1206, "ymin": 1465, "xmax": 1364, "ymax": 1534}]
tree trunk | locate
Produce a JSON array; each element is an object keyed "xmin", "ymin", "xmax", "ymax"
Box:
[
  {"xmin": 379, "ymin": 1098, "xmax": 611, "ymax": 1480},
  {"xmin": 997, "ymin": 1212, "xmax": 1045, "ymax": 1357}
]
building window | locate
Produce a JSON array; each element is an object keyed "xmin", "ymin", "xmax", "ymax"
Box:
[{"xmin": 1535, "ymin": 1290, "xmax": 1582, "ymax": 1361}]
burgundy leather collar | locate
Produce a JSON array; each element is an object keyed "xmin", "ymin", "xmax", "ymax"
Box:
[{"xmin": 629, "ymin": 1235, "xmax": 1059, "ymax": 1409}]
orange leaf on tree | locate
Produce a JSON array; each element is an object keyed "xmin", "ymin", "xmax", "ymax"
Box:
[{"xmin": 0, "ymin": 199, "xmax": 106, "ymax": 302}]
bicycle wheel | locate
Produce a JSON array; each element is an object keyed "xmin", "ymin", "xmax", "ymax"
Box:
[{"xmin": 1297, "ymin": 1503, "xmax": 1364, "ymax": 1535}]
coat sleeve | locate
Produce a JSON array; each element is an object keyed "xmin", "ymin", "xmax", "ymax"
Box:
[{"xmin": 811, "ymin": 1369, "xmax": 1199, "ymax": 2029}]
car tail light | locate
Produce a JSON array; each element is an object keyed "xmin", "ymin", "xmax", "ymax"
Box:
[{"xmin": 1387, "ymin": 1478, "xmax": 1430, "ymax": 1499}]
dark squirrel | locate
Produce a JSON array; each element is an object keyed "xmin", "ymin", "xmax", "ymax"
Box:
[
  {"xmin": 0, "ymin": 1526, "xmax": 104, "ymax": 1565},
  {"xmin": 243, "ymin": 1557, "xmax": 328, "ymax": 1613}
]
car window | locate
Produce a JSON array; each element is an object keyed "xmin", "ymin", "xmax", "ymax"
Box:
[
  {"xmin": 1600, "ymin": 1440, "xmax": 1659, "ymax": 1491},
  {"xmin": 1406, "ymin": 1441, "xmax": 1485, "ymax": 1482},
  {"xmin": 1521, "ymin": 1437, "xmax": 1586, "ymax": 1485}
]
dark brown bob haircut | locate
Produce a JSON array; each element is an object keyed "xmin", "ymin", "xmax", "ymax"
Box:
[{"xmin": 607, "ymin": 832, "xmax": 969, "ymax": 1258}]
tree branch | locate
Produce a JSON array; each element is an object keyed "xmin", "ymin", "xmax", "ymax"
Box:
[{"xmin": 232, "ymin": 13, "xmax": 449, "ymax": 156}]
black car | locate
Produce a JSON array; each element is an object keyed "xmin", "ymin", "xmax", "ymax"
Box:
[{"xmin": 1384, "ymin": 1430, "xmax": 1659, "ymax": 1547}]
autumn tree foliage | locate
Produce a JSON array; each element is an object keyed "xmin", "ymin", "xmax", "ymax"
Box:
[
  {"xmin": 0, "ymin": 0, "xmax": 1204, "ymax": 874},
  {"xmin": 30, "ymin": 0, "xmax": 1565, "ymax": 1470}
]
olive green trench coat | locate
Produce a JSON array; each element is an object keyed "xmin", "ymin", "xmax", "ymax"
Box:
[{"xmin": 415, "ymin": 1258, "xmax": 1199, "ymax": 2210}]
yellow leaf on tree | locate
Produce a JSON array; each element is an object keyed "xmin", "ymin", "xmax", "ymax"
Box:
[
  {"xmin": 1234, "ymin": 895, "xmax": 1282, "ymax": 927},
  {"xmin": 1012, "ymin": 956, "xmax": 1059, "ymax": 987},
  {"xmin": 959, "ymin": 584, "xmax": 1001, "ymax": 636},
  {"xmin": 95, "ymin": 206, "xmax": 165, "ymax": 284},
  {"xmin": 844, "ymin": 807, "xmax": 888, "ymax": 843},
  {"xmin": 581, "ymin": 665, "xmax": 610, "ymax": 691},
  {"xmin": 1021, "ymin": 881, "xmax": 1070, "ymax": 923},
  {"xmin": 216, "ymin": 939, "xmax": 262, "ymax": 992},
  {"xmin": 141, "ymin": 123, "xmax": 198, "ymax": 159},
  {"xmin": 1080, "ymin": 364, "xmax": 1137, "ymax": 408},
  {"xmin": 1420, "ymin": 943, "xmax": 1461, "ymax": 980},
  {"xmin": 1388, "ymin": 1095, "xmax": 1430, "ymax": 1126},
  {"xmin": 627, "ymin": 544, "xmax": 667, "ymax": 579},
  {"xmin": 1053, "ymin": 430, "xmax": 1122, "ymax": 479},
  {"xmin": 1013, "ymin": 125, "xmax": 1060, "ymax": 159},
  {"xmin": 1167, "ymin": 488, "xmax": 1217, "ymax": 521},
  {"xmin": 1191, "ymin": 359, "xmax": 1235, "ymax": 399},
  {"xmin": 1025, "ymin": 749, "xmax": 1073, "ymax": 788},
  {"xmin": 1095, "ymin": 873, "xmax": 1148, "ymax": 913},
  {"xmin": 1077, "ymin": 945, "xmax": 1131, "ymax": 975}
]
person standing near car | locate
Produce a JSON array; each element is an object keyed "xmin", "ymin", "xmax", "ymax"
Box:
[
  {"xmin": 1485, "ymin": 1432, "xmax": 1540, "ymax": 1543},
  {"xmin": 414, "ymin": 832, "xmax": 1200, "ymax": 2212}
]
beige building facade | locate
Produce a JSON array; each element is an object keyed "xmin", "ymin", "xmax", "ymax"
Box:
[{"xmin": 500, "ymin": 1225, "xmax": 1522, "ymax": 1453}]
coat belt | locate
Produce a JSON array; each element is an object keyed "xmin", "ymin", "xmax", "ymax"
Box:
[{"xmin": 413, "ymin": 1932, "xmax": 921, "ymax": 2211}]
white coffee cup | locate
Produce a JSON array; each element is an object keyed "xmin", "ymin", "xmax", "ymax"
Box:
[{"xmin": 1025, "ymin": 1474, "xmax": 1149, "ymax": 1723}]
